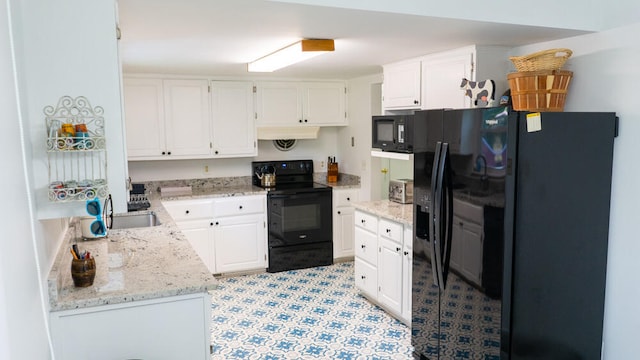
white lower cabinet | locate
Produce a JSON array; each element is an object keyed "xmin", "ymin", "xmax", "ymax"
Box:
[
  {"xmin": 163, "ymin": 195, "xmax": 267, "ymax": 274},
  {"xmin": 402, "ymin": 226, "xmax": 413, "ymax": 323},
  {"xmin": 378, "ymin": 236, "xmax": 403, "ymax": 314},
  {"xmin": 213, "ymin": 213, "xmax": 266, "ymax": 273},
  {"xmin": 50, "ymin": 293, "xmax": 211, "ymax": 360},
  {"xmin": 333, "ymin": 189, "xmax": 360, "ymax": 259},
  {"xmin": 354, "ymin": 209, "xmax": 412, "ymax": 325},
  {"xmin": 179, "ymin": 219, "xmax": 216, "ymax": 273}
]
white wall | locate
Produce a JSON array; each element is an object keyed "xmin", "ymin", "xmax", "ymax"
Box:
[
  {"xmin": 510, "ymin": 23, "xmax": 640, "ymax": 359},
  {"xmin": 20, "ymin": 0, "xmax": 128, "ymax": 218},
  {"xmin": 0, "ymin": 0, "xmax": 52, "ymax": 357},
  {"xmin": 341, "ymin": 73, "xmax": 383, "ymax": 201},
  {"xmin": 128, "ymin": 126, "xmax": 341, "ymax": 181}
]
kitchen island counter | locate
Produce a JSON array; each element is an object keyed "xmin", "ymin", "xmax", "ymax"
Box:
[{"xmin": 48, "ymin": 197, "xmax": 218, "ymax": 312}]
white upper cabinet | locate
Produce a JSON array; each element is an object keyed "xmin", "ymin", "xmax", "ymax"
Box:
[
  {"xmin": 256, "ymin": 81, "xmax": 347, "ymax": 126},
  {"xmin": 210, "ymin": 81, "xmax": 256, "ymax": 157},
  {"xmin": 421, "ymin": 51, "xmax": 473, "ymax": 110},
  {"xmin": 124, "ymin": 78, "xmax": 211, "ymax": 159},
  {"xmin": 255, "ymin": 82, "xmax": 301, "ymax": 126},
  {"xmin": 163, "ymin": 79, "xmax": 211, "ymax": 157},
  {"xmin": 382, "ymin": 60, "xmax": 422, "ymax": 109},
  {"xmin": 123, "ymin": 78, "xmax": 166, "ymax": 157},
  {"xmin": 301, "ymin": 82, "xmax": 347, "ymax": 126},
  {"xmin": 383, "ymin": 45, "xmax": 510, "ymax": 112}
]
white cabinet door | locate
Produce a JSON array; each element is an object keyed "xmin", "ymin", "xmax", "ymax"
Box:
[
  {"xmin": 402, "ymin": 227, "xmax": 413, "ymax": 325},
  {"xmin": 122, "ymin": 78, "xmax": 165, "ymax": 157},
  {"xmin": 255, "ymin": 82, "xmax": 302, "ymax": 126},
  {"xmin": 383, "ymin": 60, "xmax": 421, "ymax": 109},
  {"xmin": 421, "ymin": 51, "xmax": 473, "ymax": 110},
  {"xmin": 163, "ymin": 79, "xmax": 211, "ymax": 157},
  {"xmin": 211, "ymin": 81, "xmax": 256, "ymax": 157},
  {"xmin": 355, "ymin": 258, "xmax": 377, "ymax": 299},
  {"xmin": 50, "ymin": 294, "xmax": 211, "ymax": 360},
  {"xmin": 333, "ymin": 189, "xmax": 359, "ymax": 259},
  {"xmin": 378, "ymin": 237, "xmax": 403, "ymax": 315},
  {"xmin": 333, "ymin": 206, "xmax": 355, "ymax": 259},
  {"xmin": 213, "ymin": 213, "xmax": 266, "ymax": 273},
  {"xmin": 176, "ymin": 220, "xmax": 215, "ymax": 274},
  {"xmin": 354, "ymin": 226, "xmax": 378, "ymax": 265},
  {"xmin": 256, "ymin": 81, "xmax": 347, "ymax": 126},
  {"xmin": 302, "ymin": 82, "xmax": 347, "ymax": 126}
]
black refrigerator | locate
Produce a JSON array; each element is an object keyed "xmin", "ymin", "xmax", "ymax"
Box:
[{"xmin": 411, "ymin": 107, "xmax": 617, "ymax": 359}]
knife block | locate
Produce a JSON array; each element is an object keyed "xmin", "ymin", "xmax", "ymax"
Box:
[{"xmin": 327, "ymin": 162, "xmax": 339, "ymax": 183}]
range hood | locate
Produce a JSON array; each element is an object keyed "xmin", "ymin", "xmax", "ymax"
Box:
[{"xmin": 257, "ymin": 126, "xmax": 320, "ymax": 140}]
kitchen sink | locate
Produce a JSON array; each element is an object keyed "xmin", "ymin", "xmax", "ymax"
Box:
[{"xmin": 110, "ymin": 211, "xmax": 161, "ymax": 229}]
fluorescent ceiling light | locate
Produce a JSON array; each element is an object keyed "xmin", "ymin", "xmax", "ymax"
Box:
[{"xmin": 248, "ymin": 39, "xmax": 335, "ymax": 72}]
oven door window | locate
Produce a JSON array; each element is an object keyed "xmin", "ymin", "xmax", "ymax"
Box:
[{"xmin": 268, "ymin": 191, "xmax": 332, "ymax": 245}]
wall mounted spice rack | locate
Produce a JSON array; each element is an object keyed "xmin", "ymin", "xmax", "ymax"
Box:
[{"xmin": 45, "ymin": 96, "xmax": 109, "ymax": 202}]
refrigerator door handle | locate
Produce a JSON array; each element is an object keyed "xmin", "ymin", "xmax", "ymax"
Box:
[
  {"xmin": 440, "ymin": 143, "xmax": 454, "ymax": 289},
  {"xmin": 430, "ymin": 142, "xmax": 443, "ymax": 288},
  {"xmin": 434, "ymin": 143, "xmax": 449, "ymax": 290}
]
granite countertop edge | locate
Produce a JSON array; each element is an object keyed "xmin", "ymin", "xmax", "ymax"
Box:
[{"xmin": 352, "ymin": 200, "xmax": 413, "ymax": 225}]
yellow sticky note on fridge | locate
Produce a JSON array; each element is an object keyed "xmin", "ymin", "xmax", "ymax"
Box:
[{"xmin": 526, "ymin": 113, "xmax": 542, "ymax": 132}]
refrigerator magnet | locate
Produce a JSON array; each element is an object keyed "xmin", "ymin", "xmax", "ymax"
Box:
[{"xmin": 526, "ymin": 113, "xmax": 542, "ymax": 132}]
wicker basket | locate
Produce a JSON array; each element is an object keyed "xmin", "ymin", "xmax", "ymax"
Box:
[
  {"xmin": 510, "ymin": 48, "xmax": 572, "ymax": 72},
  {"xmin": 507, "ymin": 70, "xmax": 573, "ymax": 112}
]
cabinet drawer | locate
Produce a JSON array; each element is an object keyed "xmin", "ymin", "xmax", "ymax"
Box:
[
  {"xmin": 355, "ymin": 258, "xmax": 377, "ymax": 299},
  {"xmin": 355, "ymin": 210, "xmax": 378, "ymax": 233},
  {"xmin": 213, "ymin": 195, "xmax": 265, "ymax": 217},
  {"xmin": 378, "ymin": 218, "xmax": 404, "ymax": 244},
  {"xmin": 162, "ymin": 199, "xmax": 214, "ymax": 221},
  {"xmin": 453, "ymin": 198, "xmax": 483, "ymax": 223},
  {"xmin": 334, "ymin": 189, "xmax": 359, "ymax": 207},
  {"xmin": 355, "ymin": 226, "xmax": 378, "ymax": 265}
]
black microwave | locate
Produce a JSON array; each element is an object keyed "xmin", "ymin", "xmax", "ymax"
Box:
[{"xmin": 372, "ymin": 115, "xmax": 415, "ymax": 153}]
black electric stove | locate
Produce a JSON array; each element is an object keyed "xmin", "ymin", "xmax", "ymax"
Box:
[{"xmin": 252, "ymin": 160, "xmax": 333, "ymax": 272}]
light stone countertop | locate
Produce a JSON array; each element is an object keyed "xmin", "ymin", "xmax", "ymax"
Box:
[
  {"xmin": 48, "ymin": 197, "xmax": 218, "ymax": 312},
  {"xmin": 48, "ymin": 177, "xmax": 361, "ymax": 312},
  {"xmin": 352, "ymin": 200, "xmax": 413, "ymax": 225}
]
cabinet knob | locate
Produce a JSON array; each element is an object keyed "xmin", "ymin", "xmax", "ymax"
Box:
[
  {"xmin": 404, "ymin": 251, "xmax": 409, "ymax": 256},
  {"xmin": 167, "ymin": 151, "xmax": 171, "ymax": 155},
  {"xmin": 337, "ymin": 211, "xmax": 341, "ymax": 215},
  {"xmin": 361, "ymin": 219, "xmax": 365, "ymax": 224},
  {"xmin": 361, "ymin": 244, "xmax": 365, "ymax": 249},
  {"xmin": 347, "ymin": 197, "xmax": 350, "ymax": 201},
  {"xmin": 239, "ymin": 205, "xmax": 243, "ymax": 210},
  {"xmin": 414, "ymin": 100, "xmax": 419, "ymax": 104},
  {"xmin": 396, "ymin": 247, "xmax": 401, "ymax": 252},
  {"xmin": 185, "ymin": 210, "xmax": 190, "ymax": 214},
  {"xmin": 299, "ymin": 119, "xmax": 303, "ymax": 123},
  {"xmin": 215, "ymin": 221, "xmax": 219, "ymax": 226},
  {"xmin": 304, "ymin": 119, "xmax": 308, "ymax": 123},
  {"xmin": 386, "ymin": 228, "xmax": 391, "ymax": 233},
  {"xmin": 161, "ymin": 151, "xmax": 166, "ymax": 155},
  {"xmin": 215, "ymin": 150, "xmax": 219, "ymax": 154},
  {"xmin": 210, "ymin": 222, "xmax": 214, "ymax": 226},
  {"xmin": 361, "ymin": 275, "xmax": 366, "ymax": 279}
]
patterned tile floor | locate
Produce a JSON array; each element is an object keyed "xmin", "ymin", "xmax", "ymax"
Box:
[{"xmin": 210, "ymin": 262, "xmax": 414, "ymax": 359}]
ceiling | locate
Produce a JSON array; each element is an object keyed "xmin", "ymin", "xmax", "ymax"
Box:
[{"xmin": 118, "ymin": 0, "xmax": 589, "ymax": 80}]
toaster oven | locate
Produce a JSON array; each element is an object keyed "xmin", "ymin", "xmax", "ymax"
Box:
[{"xmin": 389, "ymin": 179, "xmax": 414, "ymax": 204}]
